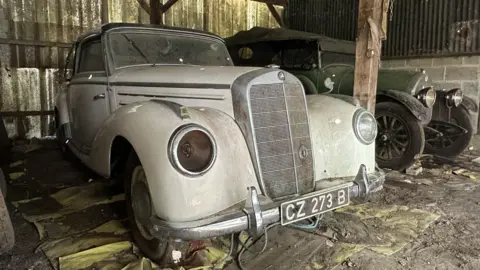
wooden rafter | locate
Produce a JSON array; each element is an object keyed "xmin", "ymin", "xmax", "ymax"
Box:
[
  {"xmin": 252, "ymin": 0, "xmax": 288, "ymax": 7},
  {"xmin": 266, "ymin": 3, "xmax": 284, "ymax": 26},
  {"xmin": 136, "ymin": 0, "xmax": 180, "ymax": 15}
]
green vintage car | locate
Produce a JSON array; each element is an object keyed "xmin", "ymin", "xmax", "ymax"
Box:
[{"xmin": 226, "ymin": 27, "xmax": 476, "ymax": 170}]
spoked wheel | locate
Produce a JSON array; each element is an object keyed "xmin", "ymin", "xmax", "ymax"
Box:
[
  {"xmin": 125, "ymin": 152, "xmax": 189, "ymax": 267},
  {"xmin": 375, "ymin": 102, "xmax": 425, "ymax": 171},
  {"xmin": 424, "ymin": 106, "xmax": 473, "ymax": 157}
]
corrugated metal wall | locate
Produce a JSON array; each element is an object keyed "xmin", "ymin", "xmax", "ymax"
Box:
[
  {"xmin": 288, "ymin": 0, "xmax": 480, "ymax": 58},
  {"xmin": 287, "ymin": 0, "xmax": 357, "ymax": 41},
  {"xmin": 0, "ymin": 0, "xmax": 280, "ymax": 138}
]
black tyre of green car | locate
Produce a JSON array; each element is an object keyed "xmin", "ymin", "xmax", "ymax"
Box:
[
  {"xmin": 375, "ymin": 102, "xmax": 425, "ymax": 171},
  {"xmin": 125, "ymin": 151, "xmax": 189, "ymax": 267},
  {"xmin": 424, "ymin": 106, "xmax": 473, "ymax": 157}
]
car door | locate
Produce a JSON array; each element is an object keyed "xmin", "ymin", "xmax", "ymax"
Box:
[{"xmin": 67, "ymin": 36, "xmax": 109, "ymax": 153}]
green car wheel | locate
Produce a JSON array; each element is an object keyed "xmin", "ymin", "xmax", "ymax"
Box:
[
  {"xmin": 375, "ymin": 102, "xmax": 425, "ymax": 171},
  {"xmin": 424, "ymin": 106, "xmax": 473, "ymax": 157}
]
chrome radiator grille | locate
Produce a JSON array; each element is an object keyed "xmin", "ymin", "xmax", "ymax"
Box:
[{"xmin": 249, "ymin": 83, "xmax": 314, "ymax": 198}]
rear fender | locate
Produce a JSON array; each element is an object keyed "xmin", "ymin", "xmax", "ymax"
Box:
[
  {"xmin": 377, "ymin": 89, "xmax": 431, "ymax": 124},
  {"xmin": 89, "ymin": 100, "xmax": 260, "ymax": 222}
]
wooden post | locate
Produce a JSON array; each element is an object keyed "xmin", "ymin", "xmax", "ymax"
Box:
[
  {"xmin": 101, "ymin": 0, "xmax": 109, "ymax": 24},
  {"xmin": 353, "ymin": 0, "xmax": 385, "ymax": 114},
  {"xmin": 150, "ymin": 0, "xmax": 163, "ymax": 25}
]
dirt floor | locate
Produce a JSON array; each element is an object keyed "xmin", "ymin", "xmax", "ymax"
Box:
[{"xmin": 2, "ymin": 137, "xmax": 480, "ymax": 270}]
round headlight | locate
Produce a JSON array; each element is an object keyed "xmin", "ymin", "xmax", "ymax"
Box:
[
  {"xmin": 416, "ymin": 87, "xmax": 436, "ymax": 108},
  {"xmin": 446, "ymin": 88, "xmax": 463, "ymax": 107},
  {"xmin": 353, "ymin": 109, "xmax": 377, "ymax": 145},
  {"xmin": 169, "ymin": 125, "xmax": 216, "ymax": 176}
]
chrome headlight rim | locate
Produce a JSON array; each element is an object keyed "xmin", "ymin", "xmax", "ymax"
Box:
[
  {"xmin": 168, "ymin": 124, "xmax": 217, "ymax": 177},
  {"xmin": 353, "ymin": 109, "xmax": 378, "ymax": 145},
  {"xmin": 446, "ymin": 88, "xmax": 463, "ymax": 108},
  {"xmin": 416, "ymin": 87, "xmax": 436, "ymax": 108}
]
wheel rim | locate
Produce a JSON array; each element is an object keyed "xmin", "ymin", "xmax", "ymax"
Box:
[
  {"xmin": 376, "ymin": 114, "xmax": 411, "ymax": 161},
  {"xmin": 131, "ymin": 166, "xmax": 154, "ymax": 240},
  {"xmin": 426, "ymin": 119, "xmax": 463, "ymax": 149}
]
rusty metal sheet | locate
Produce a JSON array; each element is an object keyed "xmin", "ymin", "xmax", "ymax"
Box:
[
  {"xmin": 0, "ymin": 0, "xmax": 281, "ymax": 138},
  {"xmin": 288, "ymin": 0, "xmax": 480, "ymax": 58}
]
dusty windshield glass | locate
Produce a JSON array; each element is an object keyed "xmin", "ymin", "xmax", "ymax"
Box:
[
  {"xmin": 109, "ymin": 31, "xmax": 233, "ymax": 68},
  {"xmin": 321, "ymin": 52, "xmax": 355, "ymax": 66}
]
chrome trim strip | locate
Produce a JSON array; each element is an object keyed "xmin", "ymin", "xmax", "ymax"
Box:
[
  {"xmin": 112, "ymin": 82, "xmax": 230, "ymax": 89},
  {"xmin": 117, "ymin": 92, "xmax": 226, "ymax": 100}
]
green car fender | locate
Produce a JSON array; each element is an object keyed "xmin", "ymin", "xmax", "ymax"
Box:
[
  {"xmin": 461, "ymin": 96, "xmax": 479, "ymax": 113},
  {"xmin": 376, "ymin": 89, "xmax": 432, "ymax": 125}
]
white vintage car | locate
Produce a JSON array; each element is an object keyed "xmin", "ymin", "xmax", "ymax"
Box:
[{"xmin": 55, "ymin": 23, "xmax": 385, "ymax": 266}]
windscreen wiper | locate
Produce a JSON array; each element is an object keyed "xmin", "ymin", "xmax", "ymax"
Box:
[{"xmin": 121, "ymin": 34, "xmax": 152, "ymax": 65}]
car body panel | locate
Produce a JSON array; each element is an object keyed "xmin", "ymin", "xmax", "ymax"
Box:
[
  {"xmin": 307, "ymin": 95, "xmax": 375, "ymax": 178},
  {"xmin": 225, "ymin": 27, "xmax": 434, "ymax": 114},
  {"xmin": 56, "ymin": 23, "xmax": 383, "ymax": 226}
]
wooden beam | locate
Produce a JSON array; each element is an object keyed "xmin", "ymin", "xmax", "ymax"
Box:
[
  {"xmin": 266, "ymin": 4, "xmax": 284, "ymax": 27},
  {"xmin": 0, "ymin": 111, "xmax": 54, "ymax": 117},
  {"xmin": 252, "ymin": 0, "xmax": 287, "ymax": 7},
  {"xmin": 0, "ymin": 38, "xmax": 72, "ymax": 48},
  {"xmin": 353, "ymin": 0, "xmax": 384, "ymax": 114},
  {"xmin": 137, "ymin": 0, "xmax": 151, "ymax": 15},
  {"xmin": 162, "ymin": 0, "xmax": 179, "ymax": 12},
  {"xmin": 139, "ymin": 0, "xmax": 180, "ymax": 24},
  {"xmin": 101, "ymin": 0, "xmax": 109, "ymax": 23},
  {"xmin": 150, "ymin": 0, "xmax": 163, "ymax": 25}
]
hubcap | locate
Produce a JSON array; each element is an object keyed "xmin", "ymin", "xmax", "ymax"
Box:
[
  {"xmin": 376, "ymin": 115, "xmax": 410, "ymax": 161},
  {"xmin": 131, "ymin": 166, "xmax": 154, "ymax": 240}
]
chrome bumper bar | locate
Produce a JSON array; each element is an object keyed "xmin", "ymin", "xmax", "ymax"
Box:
[{"xmin": 150, "ymin": 164, "xmax": 385, "ymax": 240}]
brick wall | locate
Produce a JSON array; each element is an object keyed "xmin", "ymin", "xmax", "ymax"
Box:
[{"xmin": 381, "ymin": 56, "xmax": 480, "ymax": 133}]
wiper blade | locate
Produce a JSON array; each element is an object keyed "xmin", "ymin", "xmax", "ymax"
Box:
[{"xmin": 121, "ymin": 34, "xmax": 151, "ymax": 65}]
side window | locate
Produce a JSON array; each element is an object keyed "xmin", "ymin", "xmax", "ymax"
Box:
[{"xmin": 77, "ymin": 40, "xmax": 105, "ymax": 73}]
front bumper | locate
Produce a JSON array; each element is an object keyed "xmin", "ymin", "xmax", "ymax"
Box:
[{"xmin": 149, "ymin": 164, "xmax": 385, "ymax": 240}]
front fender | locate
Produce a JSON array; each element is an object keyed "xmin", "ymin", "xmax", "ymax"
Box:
[
  {"xmin": 307, "ymin": 95, "xmax": 376, "ymax": 180},
  {"xmin": 377, "ymin": 89, "xmax": 432, "ymax": 124},
  {"xmin": 90, "ymin": 100, "xmax": 260, "ymax": 222},
  {"xmin": 461, "ymin": 96, "xmax": 479, "ymax": 113},
  {"xmin": 54, "ymin": 87, "xmax": 70, "ymax": 126}
]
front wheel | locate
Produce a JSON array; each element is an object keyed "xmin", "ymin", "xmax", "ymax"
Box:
[
  {"xmin": 424, "ymin": 106, "xmax": 473, "ymax": 157},
  {"xmin": 375, "ymin": 102, "xmax": 425, "ymax": 171},
  {"xmin": 125, "ymin": 152, "xmax": 189, "ymax": 267}
]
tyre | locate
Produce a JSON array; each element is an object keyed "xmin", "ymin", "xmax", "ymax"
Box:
[
  {"xmin": 424, "ymin": 106, "xmax": 473, "ymax": 157},
  {"xmin": 296, "ymin": 75, "xmax": 318, "ymax": 95},
  {"xmin": 375, "ymin": 102, "xmax": 425, "ymax": 171},
  {"xmin": 125, "ymin": 151, "xmax": 189, "ymax": 267},
  {"xmin": 0, "ymin": 169, "xmax": 15, "ymax": 253}
]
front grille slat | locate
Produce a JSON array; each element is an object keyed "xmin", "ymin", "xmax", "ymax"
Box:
[{"xmin": 250, "ymin": 83, "xmax": 314, "ymax": 198}]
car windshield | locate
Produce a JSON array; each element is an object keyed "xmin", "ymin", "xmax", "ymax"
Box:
[
  {"xmin": 321, "ymin": 52, "xmax": 355, "ymax": 66},
  {"xmin": 109, "ymin": 31, "xmax": 233, "ymax": 68},
  {"xmin": 269, "ymin": 40, "xmax": 318, "ymax": 70}
]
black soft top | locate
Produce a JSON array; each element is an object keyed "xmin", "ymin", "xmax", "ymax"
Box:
[{"xmin": 225, "ymin": 27, "xmax": 355, "ymax": 54}]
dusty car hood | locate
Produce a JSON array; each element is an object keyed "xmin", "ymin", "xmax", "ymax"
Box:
[
  {"xmin": 323, "ymin": 64, "xmax": 431, "ymax": 96},
  {"xmin": 110, "ymin": 65, "xmax": 262, "ymax": 118},
  {"xmin": 111, "ymin": 65, "xmax": 261, "ymax": 86}
]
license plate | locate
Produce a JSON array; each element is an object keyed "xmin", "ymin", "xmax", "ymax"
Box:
[{"xmin": 280, "ymin": 185, "xmax": 350, "ymax": 225}]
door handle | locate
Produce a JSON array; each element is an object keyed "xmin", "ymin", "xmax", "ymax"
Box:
[{"xmin": 93, "ymin": 94, "xmax": 105, "ymax": 100}]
